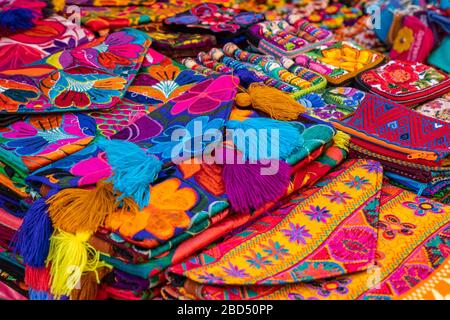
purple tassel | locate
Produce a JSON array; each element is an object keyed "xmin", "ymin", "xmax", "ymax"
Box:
[
  {"xmin": 13, "ymin": 198, "xmax": 53, "ymax": 268},
  {"xmin": 234, "ymin": 68, "xmax": 263, "ymax": 88},
  {"xmin": 222, "ymin": 149, "xmax": 291, "ymax": 213}
]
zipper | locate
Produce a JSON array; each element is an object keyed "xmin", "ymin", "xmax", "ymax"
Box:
[
  {"xmin": 349, "ymin": 143, "xmax": 448, "ymax": 172},
  {"xmin": 333, "ymin": 122, "xmax": 440, "ymax": 161}
]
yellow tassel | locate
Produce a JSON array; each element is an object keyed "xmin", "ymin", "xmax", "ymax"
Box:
[
  {"xmin": 235, "ymin": 83, "xmax": 306, "ymax": 121},
  {"xmin": 52, "ymin": 0, "xmax": 65, "ymax": 12},
  {"xmin": 46, "ymin": 180, "xmax": 118, "ymax": 233},
  {"xmin": 333, "ymin": 130, "xmax": 351, "ymax": 152},
  {"xmin": 47, "ymin": 230, "xmax": 98, "ymax": 299}
]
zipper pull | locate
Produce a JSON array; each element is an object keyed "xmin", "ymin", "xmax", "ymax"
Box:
[{"xmin": 407, "ymin": 152, "xmax": 438, "ymax": 161}]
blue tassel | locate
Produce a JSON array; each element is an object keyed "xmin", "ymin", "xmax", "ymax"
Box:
[
  {"xmin": 0, "ymin": 8, "xmax": 35, "ymax": 34},
  {"xmin": 29, "ymin": 289, "xmax": 52, "ymax": 300},
  {"xmin": 226, "ymin": 118, "xmax": 305, "ymax": 161},
  {"xmin": 97, "ymin": 138, "xmax": 163, "ymax": 209},
  {"xmin": 13, "ymin": 198, "xmax": 53, "ymax": 268},
  {"xmin": 234, "ymin": 68, "xmax": 263, "ymax": 88}
]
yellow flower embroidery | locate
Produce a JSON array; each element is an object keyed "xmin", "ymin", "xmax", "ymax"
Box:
[
  {"xmin": 393, "ymin": 27, "xmax": 414, "ymax": 53},
  {"xmin": 105, "ymin": 178, "xmax": 197, "ymax": 240},
  {"xmin": 320, "ymin": 45, "xmax": 373, "ymax": 72}
]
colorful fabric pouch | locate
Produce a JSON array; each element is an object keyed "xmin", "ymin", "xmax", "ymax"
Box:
[
  {"xmin": 357, "ymin": 59, "xmax": 450, "ymax": 107},
  {"xmin": 73, "ymin": 3, "xmax": 189, "ymax": 33},
  {"xmin": 98, "ymin": 121, "xmax": 343, "ymax": 280},
  {"xmin": 390, "ymin": 15, "xmax": 435, "ymax": 63},
  {"xmin": 415, "ymin": 93, "xmax": 450, "ymax": 122},
  {"xmin": 136, "ymin": 22, "xmax": 217, "ymax": 59},
  {"xmin": 333, "ymin": 93, "xmax": 450, "ymax": 164},
  {"xmin": 162, "ymin": 170, "xmax": 450, "ymax": 300},
  {"xmin": 0, "ymin": 15, "xmax": 94, "ymax": 71},
  {"xmin": 194, "ymin": 44, "xmax": 328, "ymax": 99},
  {"xmin": 163, "ymin": 159, "xmax": 382, "ymax": 298},
  {"xmin": 295, "ymin": 41, "xmax": 385, "ymax": 86},
  {"xmin": 246, "ymin": 19, "xmax": 333, "ymax": 59},
  {"xmin": 163, "ymin": 3, "xmax": 265, "ymax": 43},
  {"xmin": 297, "ymin": 86, "xmax": 366, "ymax": 122},
  {"xmin": 0, "ymin": 28, "xmax": 151, "ymax": 113}
]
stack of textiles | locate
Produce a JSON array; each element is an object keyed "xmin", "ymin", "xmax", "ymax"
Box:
[
  {"xmin": 0, "ymin": 0, "xmax": 449, "ymax": 302},
  {"xmin": 333, "ymin": 93, "xmax": 450, "ymax": 204},
  {"xmin": 162, "ymin": 158, "xmax": 450, "ymax": 300}
]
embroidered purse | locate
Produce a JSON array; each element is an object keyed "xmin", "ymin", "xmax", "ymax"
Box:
[
  {"xmin": 294, "ymin": 41, "xmax": 385, "ymax": 85},
  {"xmin": 246, "ymin": 19, "xmax": 333, "ymax": 59},
  {"xmin": 357, "ymin": 59, "xmax": 450, "ymax": 107}
]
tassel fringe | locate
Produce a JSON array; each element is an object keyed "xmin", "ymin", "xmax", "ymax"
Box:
[
  {"xmin": 235, "ymin": 83, "xmax": 306, "ymax": 121},
  {"xmin": 46, "ymin": 230, "xmax": 99, "ymax": 299},
  {"xmin": 333, "ymin": 130, "xmax": 351, "ymax": 152},
  {"xmin": 46, "ymin": 181, "xmax": 117, "ymax": 233}
]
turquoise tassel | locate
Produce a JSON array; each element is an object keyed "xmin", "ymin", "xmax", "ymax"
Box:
[
  {"xmin": 226, "ymin": 118, "xmax": 305, "ymax": 161},
  {"xmin": 97, "ymin": 138, "xmax": 163, "ymax": 209}
]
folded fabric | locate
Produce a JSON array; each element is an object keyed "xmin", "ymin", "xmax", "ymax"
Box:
[
  {"xmin": 397, "ymin": 256, "xmax": 450, "ymax": 300},
  {"xmin": 295, "ymin": 41, "xmax": 385, "ymax": 85},
  {"xmin": 101, "ymin": 133, "xmax": 345, "ymax": 280},
  {"xmin": 163, "ymin": 180, "xmax": 450, "ymax": 300},
  {"xmin": 163, "ymin": 159, "xmax": 381, "ymax": 297},
  {"xmin": 0, "ymin": 28, "xmax": 151, "ymax": 113},
  {"xmin": 357, "ymin": 60, "xmax": 450, "ymax": 107},
  {"xmin": 0, "ymin": 15, "xmax": 94, "ymax": 71}
]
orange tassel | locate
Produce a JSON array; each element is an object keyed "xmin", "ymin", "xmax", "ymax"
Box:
[
  {"xmin": 46, "ymin": 181, "xmax": 118, "ymax": 233},
  {"xmin": 235, "ymin": 83, "xmax": 306, "ymax": 121}
]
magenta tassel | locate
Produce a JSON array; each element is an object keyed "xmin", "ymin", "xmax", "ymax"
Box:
[{"xmin": 222, "ymin": 156, "xmax": 291, "ymax": 214}]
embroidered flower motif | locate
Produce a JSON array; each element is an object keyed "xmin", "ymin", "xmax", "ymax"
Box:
[
  {"xmin": 170, "ymin": 75, "xmax": 236, "ymax": 115},
  {"xmin": 376, "ymin": 214, "xmax": 416, "ymax": 240},
  {"xmin": 393, "ymin": 27, "xmax": 414, "ymax": 53},
  {"xmin": 222, "ymin": 262, "xmax": 250, "ymax": 278},
  {"xmin": 308, "ymin": 278, "xmax": 352, "ymax": 297},
  {"xmin": 344, "ymin": 175, "xmax": 370, "ymax": 190},
  {"xmin": 72, "ymin": 31, "xmax": 143, "ymax": 70},
  {"xmin": 403, "ymin": 197, "xmax": 444, "ymax": 217},
  {"xmin": 125, "ymin": 64, "xmax": 205, "ymax": 105},
  {"xmin": 40, "ymin": 69, "xmax": 126, "ymax": 109},
  {"xmin": 383, "ymin": 63, "xmax": 419, "ymax": 85},
  {"xmin": 198, "ymin": 272, "xmax": 224, "ymax": 284},
  {"xmin": 362, "ymin": 161, "xmax": 383, "ymax": 173},
  {"xmin": 0, "ymin": 78, "xmax": 39, "ymax": 112},
  {"xmin": 104, "ymin": 178, "xmax": 197, "ymax": 241},
  {"xmin": 324, "ymin": 190, "xmax": 352, "ymax": 204},
  {"xmin": 303, "ymin": 205, "xmax": 332, "ymax": 223},
  {"xmin": 261, "ymin": 240, "xmax": 289, "ymax": 260},
  {"xmin": 3, "ymin": 113, "xmax": 95, "ymax": 157},
  {"xmin": 244, "ymin": 250, "xmax": 273, "ymax": 269},
  {"xmin": 328, "ymin": 227, "xmax": 376, "ymax": 262},
  {"xmin": 282, "ymin": 223, "xmax": 312, "ymax": 244}
]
